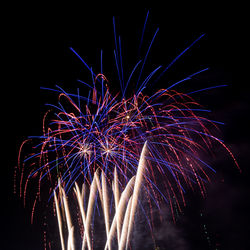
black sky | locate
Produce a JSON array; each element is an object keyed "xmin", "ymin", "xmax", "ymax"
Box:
[{"xmin": 3, "ymin": 2, "xmax": 250, "ymax": 250}]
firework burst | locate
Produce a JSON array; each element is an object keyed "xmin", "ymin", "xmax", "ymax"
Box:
[{"xmin": 17, "ymin": 12, "xmax": 239, "ymax": 239}]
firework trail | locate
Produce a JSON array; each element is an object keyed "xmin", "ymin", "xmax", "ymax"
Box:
[
  {"xmin": 16, "ymin": 11, "xmax": 239, "ymax": 249},
  {"xmin": 125, "ymin": 141, "xmax": 147, "ymax": 249},
  {"xmin": 54, "ymin": 141, "xmax": 147, "ymax": 250}
]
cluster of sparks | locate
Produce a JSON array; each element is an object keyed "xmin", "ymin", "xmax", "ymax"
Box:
[{"xmin": 16, "ymin": 11, "xmax": 239, "ymax": 249}]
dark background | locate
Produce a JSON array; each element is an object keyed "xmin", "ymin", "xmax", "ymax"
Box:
[{"xmin": 3, "ymin": 2, "xmax": 249, "ymax": 250}]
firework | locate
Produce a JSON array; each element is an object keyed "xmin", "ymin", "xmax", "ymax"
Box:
[
  {"xmin": 16, "ymin": 11, "xmax": 239, "ymax": 249},
  {"xmin": 54, "ymin": 142, "xmax": 147, "ymax": 250}
]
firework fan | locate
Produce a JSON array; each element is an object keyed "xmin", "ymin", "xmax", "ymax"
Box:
[
  {"xmin": 17, "ymin": 11, "xmax": 239, "ymax": 229},
  {"xmin": 54, "ymin": 142, "xmax": 148, "ymax": 250}
]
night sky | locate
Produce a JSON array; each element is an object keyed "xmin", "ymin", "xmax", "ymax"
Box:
[{"xmin": 3, "ymin": 3, "xmax": 250, "ymax": 250}]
